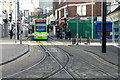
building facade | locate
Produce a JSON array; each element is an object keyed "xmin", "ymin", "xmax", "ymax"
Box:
[
  {"xmin": 108, "ymin": 6, "xmax": 120, "ymax": 44},
  {"xmin": 54, "ymin": 0, "xmax": 102, "ymax": 19}
]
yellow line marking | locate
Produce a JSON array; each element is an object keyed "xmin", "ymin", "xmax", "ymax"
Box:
[
  {"xmin": 1, "ymin": 41, "xmax": 35, "ymax": 68},
  {"xmin": 81, "ymin": 50, "xmax": 119, "ymax": 70}
]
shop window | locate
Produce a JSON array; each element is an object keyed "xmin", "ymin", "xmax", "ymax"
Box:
[
  {"xmin": 98, "ymin": 31, "xmax": 111, "ymax": 38},
  {"xmin": 98, "ymin": 31, "xmax": 102, "ymax": 35},
  {"xmin": 106, "ymin": 31, "xmax": 110, "ymax": 38}
]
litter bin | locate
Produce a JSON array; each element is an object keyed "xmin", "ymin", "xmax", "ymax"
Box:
[
  {"xmin": 87, "ymin": 36, "xmax": 90, "ymax": 44},
  {"xmin": 100, "ymin": 37, "xmax": 102, "ymax": 44},
  {"xmin": 72, "ymin": 37, "xmax": 76, "ymax": 45}
]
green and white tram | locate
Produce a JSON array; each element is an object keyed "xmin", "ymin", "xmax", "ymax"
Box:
[{"xmin": 31, "ymin": 18, "xmax": 49, "ymax": 40}]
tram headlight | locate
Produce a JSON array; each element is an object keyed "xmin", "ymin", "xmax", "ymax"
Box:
[{"xmin": 32, "ymin": 33, "xmax": 49, "ymax": 36}]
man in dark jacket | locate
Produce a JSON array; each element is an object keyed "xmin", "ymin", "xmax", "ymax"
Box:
[
  {"xmin": 9, "ymin": 27, "xmax": 14, "ymax": 39},
  {"xmin": 68, "ymin": 30, "xmax": 71, "ymax": 40}
]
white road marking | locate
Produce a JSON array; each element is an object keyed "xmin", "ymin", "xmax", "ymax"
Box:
[{"xmin": 113, "ymin": 45, "xmax": 120, "ymax": 48}]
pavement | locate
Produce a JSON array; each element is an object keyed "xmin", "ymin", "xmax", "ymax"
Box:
[
  {"xmin": 0, "ymin": 36, "xmax": 29, "ymax": 65},
  {"xmin": 70, "ymin": 45, "xmax": 120, "ymax": 66}
]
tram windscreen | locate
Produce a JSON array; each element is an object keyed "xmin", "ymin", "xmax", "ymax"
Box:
[{"xmin": 36, "ymin": 24, "xmax": 46, "ymax": 32}]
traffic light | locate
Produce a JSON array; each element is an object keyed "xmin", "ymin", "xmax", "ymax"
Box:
[
  {"xmin": 9, "ymin": 13, "xmax": 12, "ymax": 22},
  {"xmin": 2, "ymin": 10, "xmax": 8, "ymax": 23},
  {"xmin": 3, "ymin": 19, "xmax": 8, "ymax": 23}
]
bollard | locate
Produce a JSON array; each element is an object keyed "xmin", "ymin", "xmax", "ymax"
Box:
[
  {"xmin": 100, "ymin": 37, "xmax": 102, "ymax": 44},
  {"xmin": 72, "ymin": 37, "xmax": 76, "ymax": 45},
  {"xmin": 79, "ymin": 36, "xmax": 82, "ymax": 44},
  {"xmin": 87, "ymin": 36, "xmax": 90, "ymax": 44}
]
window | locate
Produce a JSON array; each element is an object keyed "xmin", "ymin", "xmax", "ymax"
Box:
[
  {"xmin": 77, "ymin": 5, "xmax": 86, "ymax": 16},
  {"xmin": 98, "ymin": 31, "xmax": 102, "ymax": 35},
  {"xmin": 59, "ymin": 0, "xmax": 61, "ymax": 4},
  {"xmin": 98, "ymin": 31, "xmax": 111, "ymax": 38},
  {"xmin": 36, "ymin": 24, "xmax": 46, "ymax": 32}
]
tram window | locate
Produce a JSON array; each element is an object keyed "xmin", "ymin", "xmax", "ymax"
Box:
[{"xmin": 36, "ymin": 26, "xmax": 46, "ymax": 32}]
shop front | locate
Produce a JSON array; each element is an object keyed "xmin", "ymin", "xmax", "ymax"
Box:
[{"xmin": 108, "ymin": 6, "xmax": 120, "ymax": 44}]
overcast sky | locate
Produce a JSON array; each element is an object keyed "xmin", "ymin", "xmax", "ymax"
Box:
[
  {"xmin": 20, "ymin": 0, "xmax": 39, "ymax": 8},
  {"xmin": 39, "ymin": 0, "xmax": 53, "ymax": 9}
]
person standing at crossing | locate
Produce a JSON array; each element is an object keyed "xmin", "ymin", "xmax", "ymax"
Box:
[{"xmin": 9, "ymin": 27, "xmax": 14, "ymax": 39}]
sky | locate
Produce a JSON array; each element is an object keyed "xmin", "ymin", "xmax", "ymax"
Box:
[
  {"xmin": 39, "ymin": 0, "xmax": 53, "ymax": 9},
  {"xmin": 19, "ymin": 0, "xmax": 53, "ymax": 10},
  {"xmin": 20, "ymin": 0, "xmax": 39, "ymax": 8}
]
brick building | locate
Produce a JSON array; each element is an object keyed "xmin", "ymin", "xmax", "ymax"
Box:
[{"xmin": 54, "ymin": 0, "xmax": 102, "ymax": 19}]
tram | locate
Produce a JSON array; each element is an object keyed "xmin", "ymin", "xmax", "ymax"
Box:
[{"xmin": 31, "ymin": 18, "xmax": 49, "ymax": 40}]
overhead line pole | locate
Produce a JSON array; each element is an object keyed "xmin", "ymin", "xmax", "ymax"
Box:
[
  {"xmin": 15, "ymin": 0, "xmax": 17, "ymax": 43},
  {"xmin": 17, "ymin": 0, "xmax": 19, "ymax": 40},
  {"xmin": 102, "ymin": 0, "xmax": 107, "ymax": 53}
]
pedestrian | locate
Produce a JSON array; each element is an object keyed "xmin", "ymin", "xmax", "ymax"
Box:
[
  {"xmin": 65, "ymin": 30, "xmax": 68, "ymax": 40},
  {"xmin": 12, "ymin": 27, "xmax": 16, "ymax": 39},
  {"xmin": 56, "ymin": 28, "xmax": 60, "ymax": 39},
  {"xmin": 62, "ymin": 30, "xmax": 65, "ymax": 40},
  {"xmin": 60, "ymin": 29, "xmax": 63, "ymax": 39},
  {"xmin": 68, "ymin": 30, "xmax": 71, "ymax": 40},
  {"xmin": 9, "ymin": 27, "xmax": 14, "ymax": 39}
]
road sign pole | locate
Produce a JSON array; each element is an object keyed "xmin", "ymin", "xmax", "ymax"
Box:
[
  {"xmin": 20, "ymin": 20, "xmax": 22, "ymax": 45},
  {"xmin": 76, "ymin": 14, "xmax": 80, "ymax": 45},
  {"xmin": 14, "ymin": 0, "xmax": 17, "ymax": 43},
  {"xmin": 17, "ymin": 20, "xmax": 22, "ymax": 44},
  {"xmin": 77, "ymin": 16, "xmax": 79, "ymax": 45}
]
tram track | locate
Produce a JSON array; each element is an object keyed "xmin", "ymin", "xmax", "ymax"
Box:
[
  {"xmin": 48, "ymin": 37, "xmax": 118, "ymax": 79},
  {"xmin": 54, "ymin": 46, "xmax": 117, "ymax": 80},
  {"xmin": 65, "ymin": 45, "xmax": 118, "ymax": 79},
  {"xmin": 4, "ymin": 45, "xmax": 48, "ymax": 78},
  {"xmin": 58, "ymin": 45, "xmax": 117, "ymax": 80},
  {"xmin": 3, "ymin": 37, "xmax": 118, "ymax": 79},
  {"xmin": 38, "ymin": 41, "xmax": 79, "ymax": 80}
]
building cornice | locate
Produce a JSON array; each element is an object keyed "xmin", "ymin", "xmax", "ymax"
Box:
[{"xmin": 55, "ymin": 2, "xmax": 95, "ymax": 11}]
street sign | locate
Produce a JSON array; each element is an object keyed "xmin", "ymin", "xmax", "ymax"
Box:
[
  {"xmin": 17, "ymin": 20, "xmax": 21, "ymax": 24},
  {"xmin": 60, "ymin": 19, "xmax": 65, "ymax": 23},
  {"xmin": 76, "ymin": 14, "xmax": 80, "ymax": 22}
]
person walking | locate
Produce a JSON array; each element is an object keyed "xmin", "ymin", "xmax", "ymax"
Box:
[
  {"xmin": 56, "ymin": 28, "xmax": 60, "ymax": 39},
  {"xmin": 60, "ymin": 29, "xmax": 63, "ymax": 39},
  {"xmin": 65, "ymin": 30, "xmax": 68, "ymax": 40},
  {"xmin": 12, "ymin": 27, "xmax": 16, "ymax": 39},
  {"xmin": 68, "ymin": 30, "xmax": 71, "ymax": 40},
  {"xmin": 9, "ymin": 27, "xmax": 14, "ymax": 39},
  {"xmin": 62, "ymin": 30, "xmax": 65, "ymax": 40}
]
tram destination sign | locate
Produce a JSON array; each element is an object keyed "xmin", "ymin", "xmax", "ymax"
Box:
[{"xmin": 36, "ymin": 20, "xmax": 46, "ymax": 23}]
